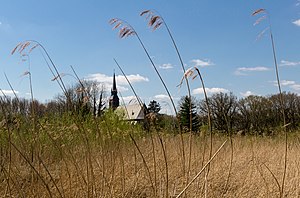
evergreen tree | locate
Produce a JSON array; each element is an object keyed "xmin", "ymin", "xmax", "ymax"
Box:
[
  {"xmin": 178, "ymin": 96, "xmax": 200, "ymax": 132},
  {"xmin": 147, "ymin": 100, "xmax": 161, "ymax": 114}
]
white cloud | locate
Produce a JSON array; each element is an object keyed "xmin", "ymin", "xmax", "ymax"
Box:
[
  {"xmin": 234, "ymin": 71, "xmax": 247, "ymax": 76},
  {"xmin": 240, "ymin": 91, "xmax": 255, "ymax": 97},
  {"xmin": 297, "ymin": 0, "xmax": 300, "ymax": 6},
  {"xmin": 270, "ymin": 80, "xmax": 300, "ymax": 92},
  {"xmin": 234, "ymin": 66, "xmax": 270, "ymax": 75},
  {"xmin": 281, "ymin": 80, "xmax": 296, "ymax": 86},
  {"xmin": 293, "ymin": 19, "xmax": 300, "ymax": 26},
  {"xmin": 291, "ymin": 84, "xmax": 300, "ymax": 91},
  {"xmin": 87, "ymin": 73, "xmax": 149, "ymax": 85},
  {"xmin": 271, "ymin": 80, "xmax": 297, "ymax": 87},
  {"xmin": 0, "ymin": 90, "xmax": 19, "ymax": 96},
  {"xmin": 119, "ymin": 95, "xmax": 138, "ymax": 104},
  {"xmin": 159, "ymin": 63, "xmax": 173, "ymax": 70},
  {"xmin": 237, "ymin": 67, "xmax": 270, "ymax": 72},
  {"xmin": 86, "ymin": 73, "xmax": 149, "ymax": 92},
  {"xmin": 191, "ymin": 59, "xmax": 214, "ymax": 67},
  {"xmin": 192, "ymin": 87, "xmax": 229, "ymax": 95},
  {"xmin": 154, "ymin": 94, "xmax": 170, "ymax": 100},
  {"xmin": 118, "ymin": 74, "xmax": 149, "ymax": 84},
  {"xmin": 280, "ymin": 60, "xmax": 300, "ymax": 67}
]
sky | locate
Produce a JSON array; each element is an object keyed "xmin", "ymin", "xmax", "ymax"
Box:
[{"xmin": 0, "ymin": 0, "xmax": 299, "ymax": 114}]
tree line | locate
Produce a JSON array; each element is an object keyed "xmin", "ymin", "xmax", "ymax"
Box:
[
  {"xmin": 179, "ymin": 92, "xmax": 300, "ymax": 135},
  {"xmin": 0, "ymin": 81, "xmax": 106, "ymax": 120},
  {"xmin": 1, "ymin": 80, "xmax": 300, "ymax": 136}
]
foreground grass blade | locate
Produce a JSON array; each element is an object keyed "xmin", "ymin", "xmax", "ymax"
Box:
[{"xmin": 176, "ymin": 140, "xmax": 227, "ymax": 198}]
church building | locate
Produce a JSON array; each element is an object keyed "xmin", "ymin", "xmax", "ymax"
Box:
[{"xmin": 109, "ymin": 72, "xmax": 145, "ymax": 122}]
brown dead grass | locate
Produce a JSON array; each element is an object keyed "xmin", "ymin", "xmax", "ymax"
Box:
[{"xmin": 1, "ymin": 133, "xmax": 300, "ymax": 197}]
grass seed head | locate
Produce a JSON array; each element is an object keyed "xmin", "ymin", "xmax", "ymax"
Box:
[
  {"xmin": 253, "ymin": 15, "xmax": 267, "ymax": 26},
  {"xmin": 113, "ymin": 21, "xmax": 122, "ymax": 30},
  {"xmin": 256, "ymin": 27, "xmax": 270, "ymax": 41},
  {"xmin": 12, "ymin": 41, "xmax": 40, "ymax": 56},
  {"xmin": 110, "ymin": 18, "xmax": 136, "ymax": 38},
  {"xmin": 20, "ymin": 71, "xmax": 30, "ymax": 77},
  {"xmin": 19, "ymin": 42, "xmax": 31, "ymax": 54},
  {"xmin": 29, "ymin": 44, "xmax": 39, "ymax": 53},
  {"xmin": 178, "ymin": 67, "xmax": 195, "ymax": 88},
  {"xmin": 109, "ymin": 18, "xmax": 118, "ymax": 25},
  {"xmin": 141, "ymin": 9, "xmax": 163, "ymax": 31},
  {"xmin": 140, "ymin": 10, "xmax": 151, "ymax": 17},
  {"xmin": 11, "ymin": 42, "xmax": 22, "ymax": 55},
  {"xmin": 252, "ymin": 8, "xmax": 266, "ymax": 16}
]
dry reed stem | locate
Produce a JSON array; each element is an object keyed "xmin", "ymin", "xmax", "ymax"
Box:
[
  {"xmin": 9, "ymin": 141, "xmax": 53, "ymax": 198},
  {"xmin": 2, "ymin": 134, "xmax": 300, "ymax": 197},
  {"xmin": 262, "ymin": 162, "xmax": 281, "ymax": 195},
  {"xmin": 109, "ymin": 18, "xmax": 177, "ymax": 116},
  {"xmin": 252, "ymin": 8, "xmax": 287, "ymax": 197},
  {"xmin": 141, "ymin": 9, "xmax": 191, "ymax": 176},
  {"xmin": 12, "ymin": 40, "xmax": 71, "ymax": 107},
  {"xmin": 113, "ymin": 59, "xmax": 144, "ymax": 109},
  {"xmin": 176, "ymin": 140, "xmax": 227, "ymax": 198},
  {"xmin": 129, "ymin": 134, "xmax": 156, "ymax": 195}
]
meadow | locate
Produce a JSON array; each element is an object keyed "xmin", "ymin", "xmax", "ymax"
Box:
[
  {"xmin": 0, "ymin": 113, "xmax": 299, "ymax": 197},
  {"xmin": 0, "ymin": 8, "xmax": 298, "ymax": 198}
]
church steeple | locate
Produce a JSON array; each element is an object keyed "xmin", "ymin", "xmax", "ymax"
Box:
[
  {"xmin": 109, "ymin": 72, "xmax": 119, "ymax": 110},
  {"xmin": 112, "ymin": 72, "xmax": 117, "ymax": 91}
]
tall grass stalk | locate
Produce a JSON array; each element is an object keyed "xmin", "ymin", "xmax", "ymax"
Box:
[
  {"xmin": 70, "ymin": 65, "xmax": 86, "ymax": 94},
  {"xmin": 37, "ymin": 155, "xmax": 64, "ymax": 197},
  {"xmin": 176, "ymin": 140, "xmax": 227, "ymax": 198},
  {"xmin": 193, "ymin": 67, "xmax": 214, "ymax": 197},
  {"xmin": 181, "ymin": 67, "xmax": 214, "ymax": 196},
  {"xmin": 129, "ymin": 134, "xmax": 156, "ymax": 195},
  {"xmin": 9, "ymin": 141, "xmax": 53, "ymax": 197},
  {"xmin": 140, "ymin": 10, "xmax": 192, "ymax": 175},
  {"xmin": 21, "ymin": 54, "xmax": 39, "ymax": 165},
  {"xmin": 262, "ymin": 162, "xmax": 281, "ymax": 195},
  {"xmin": 221, "ymin": 109, "xmax": 233, "ymax": 195},
  {"xmin": 70, "ymin": 63, "xmax": 106, "ymax": 173},
  {"xmin": 12, "ymin": 40, "xmax": 71, "ymax": 110},
  {"xmin": 150, "ymin": 133, "xmax": 158, "ymax": 197},
  {"xmin": 1, "ymin": 76, "xmax": 14, "ymax": 197},
  {"xmin": 116, "ymin": 60, "xmax": 160, "ymax": 196},
  {"xmin": 109, "ymin": 18, "xmax": 177, "ymax": 116},
  {"xmin": 157, "ymin": 132, "xmax": 169, "ymax": 198},
  {"xmin": 139, "ymin": 10, "xmax": 192, "ymax": 98},
  {"xmin": 109, "ymin": 18, "xmax": 185, "ymax": 188},
  {"xmin": 119, "ymin": 91, "xmax": 158, "ymax": 196},
  {"xmin": 73, "ymin": 119, "xmax": 96, "ymax": 197},
  {"xmin": 252, "ymin": 9, "xmax": 287, "ymax": 197},
  {"xmin": 113, "ymin": 58, "xmax": 144, "ymax": 109},
  {"xmin": 5, "ymin": 72, "xmax": 40, "ymax": 172},
  {"xmin": 21, "ymin": 55, "xmax": 36, "ymax": 126}
]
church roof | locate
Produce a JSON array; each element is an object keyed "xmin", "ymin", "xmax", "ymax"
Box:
[{"xmin": 117, "ymin": 104, "xmax": 145, "ymax": 120}]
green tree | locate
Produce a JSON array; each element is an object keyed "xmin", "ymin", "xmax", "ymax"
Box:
[
  {"xmin": 147, "ymin": 100, "xmax": 161, "ymax": 114},
  {"xmin": 238, "ymin": 95, "xmax": 273, "ymax": 135},
  {"xmin": 178, "ymin": 96, "xmax": 200, "ymax": 133},
  {"xmin": 200, "ymin": 92, "xmax": 238, "ymax": 133}
]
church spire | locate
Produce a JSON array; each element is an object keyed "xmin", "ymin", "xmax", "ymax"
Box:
[
  {"xmin": 112, "ymin": 72, "xmax": 117, "ymax": 91},
  {"xmin": 109, "ymin": 72, "xmax": 119, "ymax": 110}
]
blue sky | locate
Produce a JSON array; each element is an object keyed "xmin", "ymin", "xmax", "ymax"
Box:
[{"xmin": 0, "ymin": 0, "xmax": 300, "ymax": 114}]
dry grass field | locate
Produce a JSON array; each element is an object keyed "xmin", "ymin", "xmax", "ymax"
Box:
[{"xmin": 1, "ymin": 128, "xmax": 300, "ymax": 198}]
